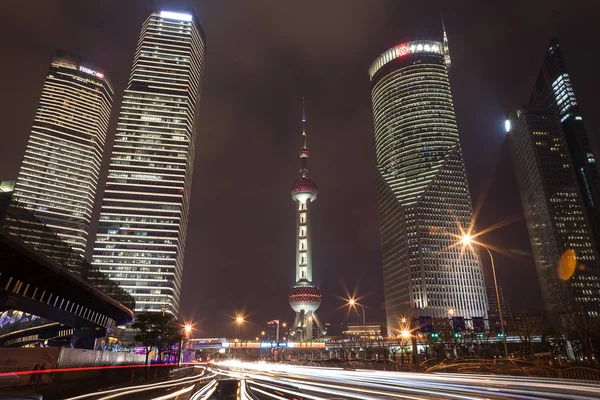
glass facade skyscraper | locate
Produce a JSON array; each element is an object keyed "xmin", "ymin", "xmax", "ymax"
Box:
[
  {"xmin": 529, "ymin": 37, "xmax": 600, "ymax": 253},
  {"xmin": 508, "ymin": 107, "xmax": 600, "ymax": 316},
  {"xmin": 369, "ymin": 38, "xmax": 488, "ymax": 333},
  {"xmin": 92, "ymin": 11, "xmax": 205, "ymax": 316},
  {"xmin": 13, "ymin": 50, "xmax": 113, "ymax": 254}
]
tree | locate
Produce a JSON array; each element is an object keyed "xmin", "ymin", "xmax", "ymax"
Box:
[
  {"xmin": 546, "ymin": 268, "xmax": 600, "ymax": 366},
  {"xmin": 160, "ymin": 316, "xmax": 183, "ymax": 363},
  {"xmin": 132, "ymin": 312, "xmax": 163, "ymax": 365}
]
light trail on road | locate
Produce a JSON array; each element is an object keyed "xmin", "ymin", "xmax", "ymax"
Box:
[
  {"xmin": 211, "ymin": 361, "xmax": 600, "ymax": 399},
  {"xmin": 65, "ymin": 366, "xmax": 215, "ymax": 400}
]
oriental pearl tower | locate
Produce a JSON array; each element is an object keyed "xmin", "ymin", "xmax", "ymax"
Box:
[{"xmin": 289, "ymin": 101, "xmax": 323, "ymax": 342}]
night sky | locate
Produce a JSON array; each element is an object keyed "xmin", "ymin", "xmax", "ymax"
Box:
[{"xmin": 1, "ymin": 0, "xmax": 599, "ymax": 338}]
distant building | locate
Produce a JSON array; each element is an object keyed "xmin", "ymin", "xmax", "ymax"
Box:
[
  {"xmin": 12, "ymin": 50, "xmax": 114, "ymax": 254},
  {"xmin": 92, "ymin": 10, "xmax": 206, "ymax": 317},
  {"xmin": 342, "ymin": 323, "xmax": 386, "ymax": 338},
  {"xmin": 368, "ymin": 25, "xmax": 488, "ymax": 334},
  {"xmin": 0, "ymin": 181, "xmax": 15, "ymax": 194},
  {"xmin": 487, "ymin": 285, "xmax": 508, "ymax": 318},
  {"xmin": 508, "ymin": 106, "xmax": 600, "ymax": 316},
  {"xmin": 265, "ymin": 320, "xmax": 279, "ymax": 342}
]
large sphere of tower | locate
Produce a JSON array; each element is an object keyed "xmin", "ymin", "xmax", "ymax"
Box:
[
  {"xmin": 289, "ymin": 279, "xmax": 322, "ymax": 313},
  {"xmin": 291, "ymin": 177, "xmax": 318, "ymax": 202}
]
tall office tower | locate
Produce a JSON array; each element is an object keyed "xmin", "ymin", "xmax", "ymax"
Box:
[
  {"xmin": 288, "ymin": 105, "xmax": 324, "ymax": 341},
  {"xmin": 92, "ymin": 10, "xmax": 205, "ymax": 316},
  {"xmin": 12, "ymin": 50, "xmax": 113, "ymax": 254},
  {"xmin": 529, "ymin": 37, "xmax": 600, "ymax": 251},
  {"xmin": 368, "ymin": 30, "xmax": 488, "ymax": 333},
  {"xmin": 508, "ymin": 107, "xmax": 600, "ymax": 316}
]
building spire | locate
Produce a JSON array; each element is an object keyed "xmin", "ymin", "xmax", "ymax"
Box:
[
  {"xmin": 300, "ymin": 98, "xmax": 309, "ymax": 177},
  {"xmin": 552, "ymin": 10, "xmax": 560, "ymax": 38},
  {"xmin": 441, "ymin": 11, "xmax": 451, "ymax": 67}
]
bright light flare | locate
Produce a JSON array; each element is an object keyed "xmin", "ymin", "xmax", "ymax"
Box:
[
  {"xmin": 401, "ymin": 330, "xmax": 411, "ymax": 339},
  {"xmin": 557, "ymin": 249, "xmax": 577, "ymax": 280},
  {"xmin": 505, "ymin": 119, "xmax": 511, "ymax": 133},
  {"xmin": 461, "ymin": 234, "xmax": 472, "ymax": 245}
]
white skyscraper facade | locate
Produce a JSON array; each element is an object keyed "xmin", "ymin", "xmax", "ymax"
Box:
[
  {"xmin": 13, "ymin": 50, "xmax": 113, "ymax": 254},
  {"xmin": 369, "ymin": 36, "xmax": 488, "ymax": 333},
  {"xmin": 92, "ymin": 11, "xmax": 205, "ymax": 316}
]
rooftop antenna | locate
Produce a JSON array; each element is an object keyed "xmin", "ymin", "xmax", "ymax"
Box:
[
  {"xmin": 552, "ymin": 10, "xmax": 560, "ymax": 38},
  {"xmin": 440, "ymin": 11, "xmax": 451, "ymax": 67}
]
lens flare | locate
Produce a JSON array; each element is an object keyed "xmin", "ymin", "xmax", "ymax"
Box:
[{"xmin": 557, "ymin": 249, "xmax": 577, "ymax": 280}]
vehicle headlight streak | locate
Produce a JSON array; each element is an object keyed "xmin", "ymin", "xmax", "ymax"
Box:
[
  {"xmin": 213, "ymin": 362, "xmax": 600, "ymax": 400},
  {"xmin": 65, "ymin": 367, "xmax": 210, "ymax": 400}
]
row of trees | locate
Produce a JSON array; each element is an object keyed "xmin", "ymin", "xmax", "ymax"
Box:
[{"xmin": 132, "ymin": 312, "xmax": 183, "ymax": 365}]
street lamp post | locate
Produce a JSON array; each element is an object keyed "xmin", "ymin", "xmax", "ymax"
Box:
[
  {"xmin": 348, "ymin": 299, "xmax": 366, "ymax": 338},
  {"xmin": 462, "ymin": 235, "xmax": 508, "ymax": 358},
  {"xmin": 180, "ymin": 324, "xmax": 192, "ymax": 365}
]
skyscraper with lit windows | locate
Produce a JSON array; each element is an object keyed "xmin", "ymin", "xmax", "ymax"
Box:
[
  {"xmin": 92, "ymin": 10, "xmax": 205, "ymax": 316},
  {"xmin": 529, "ymin": 37, "xmax": 600, "ymax": 253},
  {"xmin": 368, "ymin": 30, "xmax": 488, "ymax": 333},
  {"xmin": 508, "ymin": 107, "xmax": 600, "ymax": 316},
  {"xmin": 13, "ymin": 50, "xmax": 113, "ymax": 254}
]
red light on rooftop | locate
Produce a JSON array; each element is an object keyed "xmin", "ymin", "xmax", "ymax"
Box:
[{"xmin": 397, "ymin": 45, "xmax": 409, "ymax": 56}]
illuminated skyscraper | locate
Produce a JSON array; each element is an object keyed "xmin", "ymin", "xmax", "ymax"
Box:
[
  {"xmin": 368, "ymin": 30, "xmax": 488, "ymax": 333},
  {"xmin": 92, "ymin": 11, "xmax": 205, "ymax": 316},
  {"xmin": 508, "ymin": 107, "xmax": 600, "ymax": 316},
  {"xmin": 13, "ymin": 50, "xmax": 113, "ymax": 254},
  {"xmin": 529, "ymin": 37, "xmax": 600, "ymax": 252},
  {"xmin": 288, "ymin": 103, "xmax": 324, "ymax": 341}
]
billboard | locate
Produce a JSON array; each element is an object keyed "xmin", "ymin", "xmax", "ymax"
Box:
[{"xmin": 0, "ymin": 347, "xmax": 59, "ymax": 387}]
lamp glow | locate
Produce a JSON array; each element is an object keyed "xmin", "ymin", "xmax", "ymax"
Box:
[
  {"xmin": 505, "ymin": 119, "xmax": 511, "ymax": 133},
  {"xmin": 160, "ymin": 11, "xmax": 192, "ymax": 21},
  {"xmin": 461, "ymin": 235, "xmax": 472, "ymax": 245}
]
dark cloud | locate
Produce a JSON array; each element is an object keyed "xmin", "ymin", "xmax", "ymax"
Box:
[{"xmin": 1, "ymin": 0, "xmax": 598, "ymax": 337}]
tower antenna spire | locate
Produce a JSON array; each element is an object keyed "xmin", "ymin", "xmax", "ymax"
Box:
[
  {"xmin": 301, "ymin": 97, "xmax": 307, "ymax": 150},
  {"xmin": 440, "ymin": 10, "xmax": 451, "ymax": 67},
  {"xmin": 300, "ymin": 98, "xmax": 308, "ymax": 176},
  {"xmin": 552, "ymin": 10, "xmax": 560, "ymax": 38}
]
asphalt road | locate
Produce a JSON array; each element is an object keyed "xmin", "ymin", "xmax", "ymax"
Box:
[
  {"xmin": 60, "ymin": 362, "xmax": 600, "ymax": 399},
  {"xmin": 210, "ymin": 361, "xmax": 600, "ymax": 400}
]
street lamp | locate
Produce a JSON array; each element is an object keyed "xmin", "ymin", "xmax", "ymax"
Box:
[
  {"xmin": 347, "ymin": 298, "xmax": 366, "ymax": 338},
  {"xmin": 462, "ymin": 234, "xmax": 509, "ymax": 358},
  {"xmin": 180, "ymin": 323, "xmax": 193, "ymax": 364}
]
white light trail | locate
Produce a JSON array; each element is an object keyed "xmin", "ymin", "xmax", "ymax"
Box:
[{"xmin": 65, "ymin": 368, "xmax": 207, "ymax": 400}]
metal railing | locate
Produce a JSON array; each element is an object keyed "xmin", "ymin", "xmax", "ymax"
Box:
[
  {"xmin": 422, "ymin": 359, "xmax": 600, "ymax": 382},
  {"xmin": 0, "ymin": 193, "xmax": 135, "ymax": 312}
]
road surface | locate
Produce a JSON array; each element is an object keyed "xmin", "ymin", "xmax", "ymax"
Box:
[{"xmin": 62, "ymin": 362, "xmax": 600, "ymax": 399}]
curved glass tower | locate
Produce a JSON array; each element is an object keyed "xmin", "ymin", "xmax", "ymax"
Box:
[
  {"xmin": 369, "ymin": 36, "xmax": 488, "ymax": 332},
  {"xmin": 92, "ymin": 10, "xmax": 206, "ymax": 316}
]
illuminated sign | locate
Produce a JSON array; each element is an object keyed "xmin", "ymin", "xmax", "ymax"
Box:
[
  {"xmin": 79, "ymin": 66, "xmax": 104, "ymax": 79},
  {"xmin": 369, "ymin": 40, "xmax": 444, "ymax": 79},
  {"xmin": 397, "ymin": 46, "xmax": 409, "ymax": 57},
  {"xmin": 160, "ymin": 11, "xmax": 192, "ymax": 21}
]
